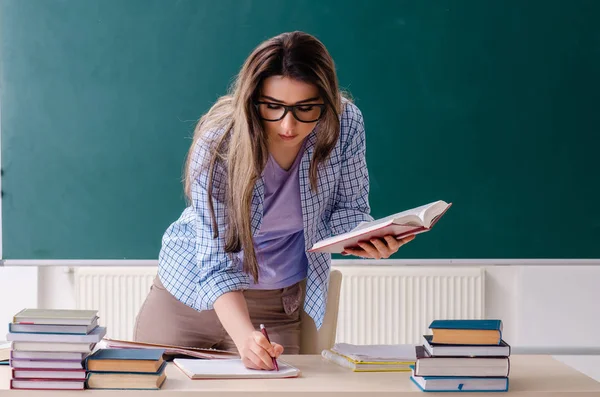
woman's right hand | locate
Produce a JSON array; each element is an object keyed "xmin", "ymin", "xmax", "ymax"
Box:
[
  {"xmin": 237, "ymin": 330, "xmax": 284, "ymax": 370},
  {"xmin": 213, "ymin": 291, "xmax": 284, "ymax": 370}
]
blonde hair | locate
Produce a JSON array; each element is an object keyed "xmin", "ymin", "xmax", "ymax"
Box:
[{"xmin": 184, "ymin": 31, "xmax": 343, "ymax": 283}]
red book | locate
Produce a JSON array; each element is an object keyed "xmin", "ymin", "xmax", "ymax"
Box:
[
  {"xmin": 10, "ymin": 378, "xmax": 85, "ymax": 390},
  {"xmin": 308, "ymin": 200, "xmax": 452, "ymax": 254}
]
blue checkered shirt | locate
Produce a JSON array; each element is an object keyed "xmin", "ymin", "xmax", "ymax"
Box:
[{"xmin": 157, "ymin": 101, "xmax": 373, "ymax": 329}]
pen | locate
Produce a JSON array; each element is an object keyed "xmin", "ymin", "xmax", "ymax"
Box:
[{"xmin": 259, "ymin": 323, "xmax": 279, "ymax": 371}]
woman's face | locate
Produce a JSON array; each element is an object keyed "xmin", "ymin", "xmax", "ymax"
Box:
[{"xmin": 258, "ymin": 76, "xmax": 323, "ymax": 151}]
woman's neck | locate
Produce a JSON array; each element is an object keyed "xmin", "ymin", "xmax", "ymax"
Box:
[{"xmin": 268, "ymin": 141, "xmax": 304, "ymax": 171}]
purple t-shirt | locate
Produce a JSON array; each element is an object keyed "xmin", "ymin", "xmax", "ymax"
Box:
[{"xmin": 245, "ymin": 144, "xmax": 308, "ymax": 290}]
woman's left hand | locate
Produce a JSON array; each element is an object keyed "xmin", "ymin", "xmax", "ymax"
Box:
[{"xmin": 342, "ymin": 234, "xmax": 415, "ymax": 259}]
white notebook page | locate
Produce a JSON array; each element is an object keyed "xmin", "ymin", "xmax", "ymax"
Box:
[{"xmin": 173, "ymin": 358, "xmax": 300, "ymax": 379}]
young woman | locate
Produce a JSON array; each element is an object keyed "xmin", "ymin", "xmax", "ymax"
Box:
[{"xmin": 133, "ymin": 31, "xmax": 415, "ymax": 370}]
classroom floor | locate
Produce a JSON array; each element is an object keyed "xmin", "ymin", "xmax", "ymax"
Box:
[{"xmin": 555, "ymin": 356, "xmax": 600, "ymax": 382}]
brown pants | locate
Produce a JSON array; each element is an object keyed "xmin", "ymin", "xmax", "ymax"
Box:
[{"xmin": 133, "ymin": 275, "xmax": 304, "ymax": 354}]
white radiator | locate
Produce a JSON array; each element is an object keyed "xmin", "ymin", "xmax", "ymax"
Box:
[
  {"xmin": 74, "ymin": 266, "xmax": 484, "ymax": 344},
  {"xmin": 335, "ymin": 266, "xmax": 484, "ymax": 345},
  {"xmin": 74, "ymin": 267, "xmax": 156, "ymax": 340}
]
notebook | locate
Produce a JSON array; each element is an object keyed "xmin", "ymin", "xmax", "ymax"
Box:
[{"xmin": 173, "ymin": 358, "xmax": 301, "ymax": 379}]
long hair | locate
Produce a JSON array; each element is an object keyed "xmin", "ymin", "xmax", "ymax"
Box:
[{"xmin": 184, "ymin": 31, "xmax": 343, "ymax": 283}]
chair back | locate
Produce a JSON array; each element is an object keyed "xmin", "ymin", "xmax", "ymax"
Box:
[{"xmin": 299, "ymin": 269, "xmax": 342, "ymax": 354}]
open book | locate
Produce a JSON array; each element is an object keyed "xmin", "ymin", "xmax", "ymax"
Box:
[
  {"xmin": 101, "ymin": 338, "xmax": 238, "ymax": 360},
  {"xmin": 308, "ymin": 200, "xmax": 452, "ymax": 254},
  {"xmin": 0, "ymin": 341, "xmax": 9, "ymax": 364}
]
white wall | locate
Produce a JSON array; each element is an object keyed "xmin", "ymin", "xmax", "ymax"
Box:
[
  {"xmin": 4, "ymin": 263, "xmax": 600, "ymax": 352},
  {"xmin": 37, "ymin": 266, "xmax": 77, "ymax": 310},
  {"xmin": 516, "ymin": 266, "xmax": 600, "ymax": 349},
  {"xmin": 0, "ymin": 267, "xmax": 38, "ymax": 333}
]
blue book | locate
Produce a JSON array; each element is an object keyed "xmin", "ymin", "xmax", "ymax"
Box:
[
  {"xmin": 85, "ymin": 348, "xmax": 165, "ymax": 373},
  {"xmin": 410, "ymin": 374, "xmax": 508, "ymax": 392},
  {"xmin": 428, "ymin": 320, "xmax": 503, "ymax": 345},
  {"xmin": 410, "ymin": 365, "xmax": 508, "ymax": 392},
  {"xmin": 429, "ymin": 320, "xmax": 502, "ymax": 331},
  {"xmin": 85, "ymin": 361, "xmax": 167, "ymax": 390}
]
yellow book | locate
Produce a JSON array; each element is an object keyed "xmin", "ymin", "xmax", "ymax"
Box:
[{"xmin": 321, "ymin": 347, "xmax": 415, "ymax": 372}]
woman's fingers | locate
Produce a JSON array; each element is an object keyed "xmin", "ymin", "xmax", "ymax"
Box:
[
  {"xmin": 397, "ymin": 234, "xmax": 416, "ymax": 244},
  {"xmin": 252, "ymin": 331, "xmax": 275, "ymax": 355},
  {"xmin": 343, "ymin": 234, "xmax": 415, "ymax": 259},
  {"xmin": 272, "ymin": 342, "xmax": 284, "ymax": 358},
  {"xmin": 356, "ymin": 240, "xmax": 380, "ymax": 258},
  {"xmin": 245, "ymin": 349, "xmax": 271, "ymax": 370},
  {"xmin": 250, "ymin": 333, "xmax": 274, "ymax": 369},
  {"xmin": 369, "ymin": 238, "xmax": 393, "ymax": 258}
]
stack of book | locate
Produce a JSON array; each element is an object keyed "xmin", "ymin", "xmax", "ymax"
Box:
[
  {"xmin": 6, "ymin": 308, "xmax": 105, "ymax": 390},
  {"xmin": 321, "ymin": 342, "xmax": 416, "ymax": 372},
  {"xmin": 410, "ymin": 319, "xmax": 511, "ymax": 392},
  {"xmin": 85, "ymin": 348, "xmax": 167, "ymax": 389}
]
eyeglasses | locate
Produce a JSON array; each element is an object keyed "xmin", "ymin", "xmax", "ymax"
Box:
[{"xmin": 254, "ymin": 102, "xmax": 326, "ymax": 123}]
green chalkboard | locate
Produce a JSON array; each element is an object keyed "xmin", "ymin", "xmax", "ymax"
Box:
[{"xmin": 1, "ymin": 0, "xmax": 599, "ymax": 260}]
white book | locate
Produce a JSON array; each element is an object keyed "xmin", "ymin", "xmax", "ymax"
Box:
[
  {"xmin": 9, "ymin": 318, "xmax": 99, "ymax": 334},
  {"xmin": 13, "ymin": 308, "xmax": 98, "ymax": 326},
  {"xmin": 11, "ymin": 341, "xmax": 95, "ymax": 353},
  {"xmin": 12, "ymin": 368, "xmax": 87, "ymax": 380},
  {"xmin": 10, "ymin": 359, "xmax": 84, "ymax": 369},
  {"xmin": 411, "ymin": 368, "xmax": 509, "ymax": 392},
  {"xmin": 7, "ymin": 326, "xmax": 106, "ymax": 343},
  {"xmin": 415, "ymin": 346, "xmax": 510, "ymax": 377},
  {"xmin": 10, "ymin": 351, "xmax": 87, "ymax": 361},
  {"xmin": 173, "ymin": 358, "xmax": 301, "ymax": 379},
  {"xmin": 308, "ymin": 200, "xmax": 451, "ymax": 254}
]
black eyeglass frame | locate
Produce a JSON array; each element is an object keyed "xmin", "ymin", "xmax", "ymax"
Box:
[{"xmin": 254, "ymin": 101, "xmax": 327, "ymax": 123}]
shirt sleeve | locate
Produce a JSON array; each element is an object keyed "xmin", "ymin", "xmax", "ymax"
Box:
[
  {"xmin": 329, "ymin": 103, "xmax": 375, "ymax": 236},
  {"xmin": 189, "ymin": 134, "xmax": 250, "ymax": 311}
]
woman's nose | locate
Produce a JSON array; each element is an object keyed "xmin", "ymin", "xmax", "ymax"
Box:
[{"xmin": 280, "ymin": 110, "xmax": 297, "ymax": 130}]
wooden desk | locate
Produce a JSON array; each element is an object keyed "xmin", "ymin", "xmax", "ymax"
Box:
[{"xmin": 1, "ymin": 355, "xmax": 599, "ymax": 396}]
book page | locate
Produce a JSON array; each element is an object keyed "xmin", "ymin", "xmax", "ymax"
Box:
[
  {"xmin": 0, "ymin": 341, "xmax": 10, "ymax": 361},
  {"xmin": 173, "ymin": 358, "xmax": 300, "ymax": 379},
  {"xmin": 422, "ymin": 201, "xmax": 450, "ymax": 227},
  {"xmin": 380, "ymin": 201, "xmax": 447, "ymax": 227}
]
